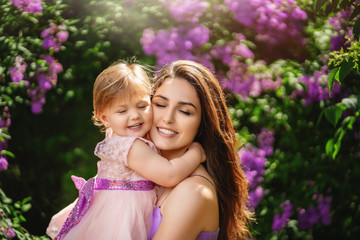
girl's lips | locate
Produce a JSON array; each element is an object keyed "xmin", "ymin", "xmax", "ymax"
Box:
[
  {"xmin": 128, "ymin": 122, "xmax": 143, "ymax": 130},
  {"xmin": 157, "ymin": 127, "xmax": 177, "ymax": 136}
]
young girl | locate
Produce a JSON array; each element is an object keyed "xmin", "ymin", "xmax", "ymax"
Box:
[{"xmin": 46, "ymin": 61, "xmax": 205, "ymax": 240}]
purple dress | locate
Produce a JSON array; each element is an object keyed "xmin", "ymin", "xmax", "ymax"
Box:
[{"xmin": 149, "ymin": 206, "xmax": 219, "ymax": 240}]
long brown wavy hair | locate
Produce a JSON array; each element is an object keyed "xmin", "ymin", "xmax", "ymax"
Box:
[{"xmin": 153, "ymin": 60, "xmax": 253, "ymax": 239}]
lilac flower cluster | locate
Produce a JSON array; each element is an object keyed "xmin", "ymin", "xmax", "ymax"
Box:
[
  {"xmin": 223, "ymin": 60, "xmax": 282, "ymax": 98},
  {"xmin": 210, "ymin": 33, "xmax": 254, "ymax": 65},
  {"xmin": 141, "ymin": 25, "xmax": 212, "ymax": 68},
  {"xmin": 240, "ymin": 128, "xmax": 274, "ymax": 208},
  {"xmin": 0, "ymin": 209, "xmax": 16, "ymax": 238},
  {"xmin": 291, "ymin": 66, "xmax": 342, "ymax": 105},
  {"xmin": 272, "ymin": 200, "xmax": 293, "ymax": 232},
  {"xmin": 224, "ymin": 0, "xmax": 307, "ymax": 46},
  {"xmin": 328, "ymin": 9, "xmax": 353, "ymax": 51},
  {"xmin": 163, "ymin": 0, "xmax": 208, "ymax": 24},
  {"xmin": 0, "ymin": 107, "xmax": 11, "ymax": 171},
  {"xmin": 298, "ymin": 194, "xmax": 332, "ymax": 230},
  {"xmin": 11, "ymin": 0, "xmax": 42, "ymax": 14},
  {"xmin": 41, "ymin": 22, "xmax": 69, "ymax": 52},
  {"xmin": 27, "ymin": 55, "xmax": 63, "ymax": 114},
  {"xmin": 9, "ymin": 56, "xmax": 27, "ymax": 83}
]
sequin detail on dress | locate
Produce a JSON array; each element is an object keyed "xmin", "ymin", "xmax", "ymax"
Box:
[
  {"xmin": 57, "ymin": 178, "xmax": 95, "ymax": 240},
  {"xmin": 57, "ymin": 177, "xmax": 155, "ymax": 240},
  {"xmin": 55, "ymin": 136, "xmax": 158, "ymax": 240}
]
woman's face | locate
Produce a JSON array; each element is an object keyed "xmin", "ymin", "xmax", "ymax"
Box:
[{"xmin": 150, "ymin": 77, "xmax": 202, "ymax": 158}]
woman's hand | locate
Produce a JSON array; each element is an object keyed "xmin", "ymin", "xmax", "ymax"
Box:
[{"xmin": 188, "ymin": 142, "xmax": 206, "ymax": 163}]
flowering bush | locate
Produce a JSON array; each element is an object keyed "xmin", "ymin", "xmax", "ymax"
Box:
[
  {"xmin": 140, "ymin": 0, "xmax": 360, "ymax": 238},
  {"xmin": 1, "ymin": 0, "xmax": 70, "ymax": 238},
  {"xmin": 1, "ymin": 0, "xmax": 359, "ymax": 238}
]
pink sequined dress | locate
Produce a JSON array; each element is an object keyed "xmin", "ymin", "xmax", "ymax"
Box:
[{"xmin": 53, "ymin": 136, "xmax": 157, "ymax": 240}]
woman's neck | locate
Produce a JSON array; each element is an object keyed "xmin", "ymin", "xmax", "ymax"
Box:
[{"xmin": 159, "ymin": 147, "xmax": 188, "ymax": 160}]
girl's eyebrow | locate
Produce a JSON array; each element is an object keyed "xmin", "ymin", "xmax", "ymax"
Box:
[{"xmin": 153, "ymin": 94, "xmax": 197, "ymax": 109}]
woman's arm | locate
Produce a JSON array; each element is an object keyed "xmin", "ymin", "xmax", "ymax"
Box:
[{"xmin": 127, "ymin": 140, "xmax": 205, "ymax": 187}]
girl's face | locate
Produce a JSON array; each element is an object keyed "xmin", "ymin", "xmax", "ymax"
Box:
[
  {"xmin": 100, "ymin": 94, "xmax": 152, "ymax": 138},
  {"xmin": 150, "ymin": 77, "xmax": 202, "ymax": 158}
]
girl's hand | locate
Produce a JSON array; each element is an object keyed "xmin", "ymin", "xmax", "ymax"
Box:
[{"xmin": 188, "ymin": 142, "xmax": 206, "ymax": 163}]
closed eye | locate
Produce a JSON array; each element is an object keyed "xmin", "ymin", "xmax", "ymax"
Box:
[
  {"xmin": 154, "ymin": 103, "xmax": 166, "ymax": 108},
  {"xmin": 180, "ymin": 110, "xmax": 191, "ymax": 115}
]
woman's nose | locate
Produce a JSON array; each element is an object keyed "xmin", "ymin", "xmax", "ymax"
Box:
[{"xmin": 162, "ymin": 109, "xmax": 175, "ymax": 124}]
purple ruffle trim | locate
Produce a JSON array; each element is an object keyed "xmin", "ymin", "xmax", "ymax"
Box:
[{"xmin": 56, "ymin": 176, "xmax": 155, "ymax": 240}]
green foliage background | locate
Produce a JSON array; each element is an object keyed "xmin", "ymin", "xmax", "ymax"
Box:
[{"xmin": 0, "ymin": 0, "xmax": 359, "ymax": 239}]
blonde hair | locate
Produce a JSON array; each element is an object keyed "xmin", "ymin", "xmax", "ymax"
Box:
[{"xmin": 92, "ymin": 60, "xmax": 152, "ymax": 131}]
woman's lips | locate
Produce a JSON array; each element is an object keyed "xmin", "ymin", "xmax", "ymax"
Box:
[{"xmin": 157, "ymin": 127, "xmax": 177, "ymax": 136}]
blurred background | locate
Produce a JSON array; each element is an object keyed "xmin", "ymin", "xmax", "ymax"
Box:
[{"xmin": 0, "ymin": 0, "xmax": 359, "ymax": 239}]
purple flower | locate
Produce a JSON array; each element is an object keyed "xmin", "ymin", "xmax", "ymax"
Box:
[
  {"xmin": 9, "ymin": 56, "xmax": 27, "ymax": 82},
  {"xmin": 272, "ymin": 200, "xmax": 293, "ymax": 232},
  {"xmin": 317, "ymin": 196, "xmax": 332, "ymax": 226},
  {"xmin": 1, "ymin": 225, "xmax": 16, "ymax": 239},
  {"xmin": 41, "ymin": 22, "xmax": 69, "ymax": 52},
  {"xmin": 56, "ymin": 31, "xmax": 69, "ymax": 43},
  {"xmin": 249, "ymin": 186, "xmax": 265, "ymax": 209},
  {"xmin": 0, "ymin": 157, "xmax": 8, "ymax": 171},
  {"xmin": 141, "ymin": 25, "xmax": 211, "ymax": 66},
  {"xmin": 11, "ymin": 0, "xmax": 42, "ymax": 14},
  {"xmin": 163, "ymin": 0, "xmax": 208, "ymax": 24},
  {"xmin": 240, "ymin": 145, "xmax": 267, "ymax": 189},
  {"xmin": 224, "ymin": 0, "xmax": 307, "ymax": 47},
  {"xmin": 298, "ymin": 205, "xmax": 320, "ymax": 230},
  {"xmin": 257, "ymin": 128, "xmax": 275, "ymax": 156},
  {"xmin": 292, "ymin": 66, "xmax": 342, "ymax": 105},
  {"xmin": 298, "ymin": 194, "xmax": 332, "ymax": 230}
]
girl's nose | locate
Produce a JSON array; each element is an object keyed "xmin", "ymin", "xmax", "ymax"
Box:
[{"xmin": 130, "ymin": 109, "xmax": 141, "ymax": 120}]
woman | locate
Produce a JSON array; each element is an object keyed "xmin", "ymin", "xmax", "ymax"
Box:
[{"xmin": 149, "ymin": 60, "xmax": 253, "ymax": 239}]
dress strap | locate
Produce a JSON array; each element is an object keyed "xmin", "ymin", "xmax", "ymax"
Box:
[{"xmin": 190, "ymin": 174, "xmax": 216, "ymax": 189}]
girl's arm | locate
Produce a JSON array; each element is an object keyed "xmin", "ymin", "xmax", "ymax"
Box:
[
  {"xmin": 127, "ymin": 140, "xmax": 205, "ymax": 187},
  {"xmin": 46, "ymin": 200, "xmax": 77, "ymax": 239}
]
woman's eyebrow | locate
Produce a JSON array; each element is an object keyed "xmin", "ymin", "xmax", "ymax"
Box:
[
  {"xmin": 179, "ymin": 101, "xmax": 196, "ymax": 109},
  {"xmin": 153, "ymin": 94, "xmax": 197, "ymax": 109},
  {"xmin": 153, "ymin": 94, "xmax": 168, "ymax": 101}
]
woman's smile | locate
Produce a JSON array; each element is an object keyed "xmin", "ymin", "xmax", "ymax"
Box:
[{"xmin": 150, "ymin": 77, "xmax": 201, "ymax": 157}]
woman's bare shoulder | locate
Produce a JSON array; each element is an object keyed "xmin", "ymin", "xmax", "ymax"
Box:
[{"xmin": 163, "ymin": 173, "xmax": 219, "ymax": 231}]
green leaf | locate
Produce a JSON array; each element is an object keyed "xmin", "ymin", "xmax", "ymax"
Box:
[
  {"xmin": 325, "ymin": 139, "xmax": 334, "ymax": 157},
  {"xmin": 339, "ymin": 59, "xmax": 354, "ymax": 83},
  {"xmin": 325, "ymin": 105, "xmax": 343, "ymax": 127},
  {"xmin": 353, "ymin": 17, "xmax": 360, "ymax": 41},
  {"xmin": 332, "ymin": 128, "xmax": 346, "ymax": 159},
  {"xmin": 328, "ymin": 67, "xmax": 339, "ymax": 96},
  {"xmin": 324, "ymin": 105, "xmax": 343, "ymax": 127},
  {"xmin": 14, "ymin": 201, "xmax": 21, "ymax": 209},
  {"xmin": 314, "ymin": 0, "xmax": 328, "ymax": 12},
  {"xmin": 1, "ymin": 150, "xmax": 15, "ymax": 158},
  {"xmin": 21, "ymin": 203, "xmax": 32, "ymax": 212}
]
